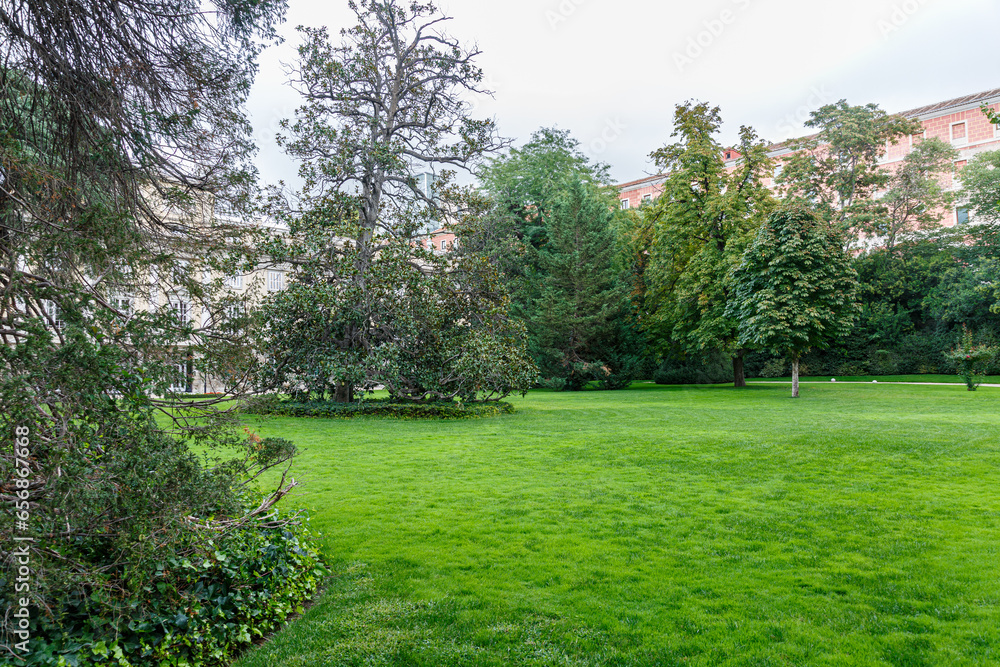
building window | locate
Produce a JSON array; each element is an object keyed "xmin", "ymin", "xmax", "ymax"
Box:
[
  {"xmin": 170, "ymin": 299, "xmax": 190, "ymax": 326},
  {"xmin": 956, "ymin": 207, "xmax": 970, "ymax": 225},
  {"xmin": 951, "ymin": 121, "xmax": 968, "ymax": 146},
  {"xmin": 440, "ymin": 239, "xmax": 447, "ymax": 250},
  {"xmin": 111, "ymin": 294, "xmax": 134, "ymax": 317},
  {"xmin": 267, "ymin": 270, "xmax": 282, "ymax": 291},
  {"xmin": 773, "ymin": 165, "xmax": 784, "ymax": 181},
  {"xmin": 642, "ymin": 194, "xmax": 653, "ymax": 204},
  {"xmin": 226, "ymin": 274, "xmax": 243, "ymax": 289},
  {"xmin": 620, "ymin": 199, "xmax": 630, "ymax": 210},
  {"xmin": 169, "ymin": 358, "xmax": 191, "ymax": 393},
  {"xmin": 43, "ymin": 300, "xmax": 65, "ymax": 331}
]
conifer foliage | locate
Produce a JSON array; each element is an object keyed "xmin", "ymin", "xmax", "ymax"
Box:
[{"xmin": 529, "ymin": 178, "xmax": 629, "ymax": 390}]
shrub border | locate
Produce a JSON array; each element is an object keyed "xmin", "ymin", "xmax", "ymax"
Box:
[{"xmin": 242, "ymin": 397, "xmax": 515, "ymax": 420}]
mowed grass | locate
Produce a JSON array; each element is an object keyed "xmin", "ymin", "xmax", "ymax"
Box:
[{"xmin": 233, "ymin": 383, "xmax": 1000, "ymax": 666}]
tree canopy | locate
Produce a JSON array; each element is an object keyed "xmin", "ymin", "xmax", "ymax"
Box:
[
  {"xmin": 643, "ymin": 101, "xmax": 776, "ymax": 387},
  {"xmin": 259, "ymin": 0, "xmax": 531, "ymax": 402},
  {"xmin": 728, "ymin": 205, "xmax": 859, "ymax": 397}
]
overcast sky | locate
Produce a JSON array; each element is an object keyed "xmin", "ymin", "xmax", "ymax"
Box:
[{"xmin": 246, "ymin": 0, "xmax": 999, "ymax": 188}]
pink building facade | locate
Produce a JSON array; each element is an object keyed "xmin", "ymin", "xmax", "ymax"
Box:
[{"xmin": 617, "ymin": 88, "xmax": 1000, "ymax": 229}]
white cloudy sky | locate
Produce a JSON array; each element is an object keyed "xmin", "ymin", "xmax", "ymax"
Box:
[{"xmin": 247, "ymin": 0, "xmax": 999, "ymax": 187}]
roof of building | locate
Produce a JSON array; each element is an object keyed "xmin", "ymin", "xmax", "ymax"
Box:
[
  {"xmin": 898, "ymin": 87, "xmax": 1000, "ymax": 118},
  {"xmin": 617, "ymin": 174, "xmax": 667, "ymax": 191}
]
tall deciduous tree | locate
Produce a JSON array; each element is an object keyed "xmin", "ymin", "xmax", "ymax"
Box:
[
  {"xmin": 960, "ymin": 148, "xmax": 1000, "ymax": 224},
  {"xmin": 777, "ymin": 100, "xmax": 921, "ymax": 239},
  {"xmin": 728, "ymin": 205, "xmax": 860, "ymax": 398},
  {"xmin": 875, "ymin": 137, "xmax": 958, "ymax": 251},
  {"xmin": 262, "ymin": 0, "xmax": 528, "ymax": 402},
  {"xmin": 644, "ymin": 101, "xmax": 776, "ymax": 387}
]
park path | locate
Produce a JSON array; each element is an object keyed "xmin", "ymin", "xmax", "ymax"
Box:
[{"xmin": 754, "ymin": 381, "xmax": 1000, "ymax": 388}]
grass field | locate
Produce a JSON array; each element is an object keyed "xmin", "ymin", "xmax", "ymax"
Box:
[{"xmin": 233, "ymin": 383, "xmax": 1000, "ymax": 666}]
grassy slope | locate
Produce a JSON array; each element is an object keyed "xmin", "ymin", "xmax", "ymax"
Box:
[{"xmin": 234, "ymin": 384, "xmax": 1000, "ymax": 666}]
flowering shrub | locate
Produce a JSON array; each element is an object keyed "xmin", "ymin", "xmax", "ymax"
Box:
[{"xmin": 944, "ymin": 327, "xmax": 997, "ymax": 391}]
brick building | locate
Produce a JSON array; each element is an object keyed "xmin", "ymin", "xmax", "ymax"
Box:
[{"xmin": 616, "ymin": 88, "xmax": 1000, "ymax": 228}]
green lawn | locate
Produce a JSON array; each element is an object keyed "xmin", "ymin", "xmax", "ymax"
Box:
[{"xmin": 233, "ymin": 383, "xmax": 1000, "ymax": 666}]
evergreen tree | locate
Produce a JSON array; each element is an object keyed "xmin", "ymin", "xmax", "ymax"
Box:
[{"xmin": 529, "ymin": 178, "xmax": 629, "ymax": 390}]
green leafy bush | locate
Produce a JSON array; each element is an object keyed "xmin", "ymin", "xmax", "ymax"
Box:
[
  {"xmin": 944, "ymin": 327, "xmax": 998, "ymax": 391},
  {"xmin": 8, "ymin": 516, "xmax": 326, "ymax": 667},
  {"xmin": 654, "ymin": 351, "xmax": 733, "ymax": 385},
  {"xmin": 243, "ymin": 396, "xmax": 515, "ymax": 420}
]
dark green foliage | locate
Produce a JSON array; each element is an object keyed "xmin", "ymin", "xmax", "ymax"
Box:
[
  {"xmin": 729, "ymin": 205, "xmax": 859, "ymax": 395},
  {"xmin": 255, "ymin": 240, "xmax": 537, "ymax": 403},
  {"xmin": 0, "ymin": 2, "xmax": 325, "ymax": 664},
  {"xmin": 16, "ymin": 519, "xmax": 325, "ymax": 667},
  {"xmin": 243, "ymin": 397, "xmax": 515, "ymax": 420},
  {"xmin": 653, "ymin": 350, "xmax": 733, "ymax": 385},
  {"xmin": 731, "ymin": 206, "xmax": 859, "ymax": 355},
  {"xmin": 478, "ymin": 127, "xmax": 610, "ymax": 255},
  {"xmin": 527, "ymin": 178, "xmax": 631, "ymax": 390},
  {"xmin": 477, "ymin": 128, "xmax": 648, "ymax": 391}
]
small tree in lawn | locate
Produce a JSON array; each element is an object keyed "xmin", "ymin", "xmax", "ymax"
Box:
[
  {"xmin": 728, "ymin": 205, "xmax": 859, "ymax": 397},
  {"xmin": 944, "ymin": 326, "xmax": 997, "ymax": 391}
]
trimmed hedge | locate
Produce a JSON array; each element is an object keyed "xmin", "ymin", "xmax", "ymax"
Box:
[{"xmin": 243, "ymin": 396, "xmax": 515, "ymax": 420}]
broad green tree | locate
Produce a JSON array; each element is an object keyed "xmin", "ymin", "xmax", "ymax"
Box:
[
  {"xmin": 644, "ymin": 101, "xmax": 776, "ymax": 387},
  {"xmin": 262, "ymin": 0, "xmax": 529, "ymax": 402},
  {"xmin": 728, "ymin": 205, "xmax": 859, "ymax": 398},
  {"xmin": 877, "ymin": 137, "xmax": 958, "ymax": 251},
  {"xmin": 960, "ymin": 149, "xmax": 1000, "ymax": 223},
  {"xmin": 777, "ymin": 100, "xmax": 921, "ymax": 237}
]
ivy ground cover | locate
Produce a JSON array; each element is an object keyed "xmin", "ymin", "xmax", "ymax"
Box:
[{"xmin": 235, "ymin": 383, "xmax": 1000, "ymax": 666}]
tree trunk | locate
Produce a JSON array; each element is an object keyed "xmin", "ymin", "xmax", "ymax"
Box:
[
  {"xmin": 791, "ymin": 356, "xmax": 800, "ymax": 399},
  {"xmin": 334, "ymin": 381, "xmax": 354, "ymax": 403},
  {"xmin": 732, "ymin": 351, "xmax": 746, "ymax": 388}
]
